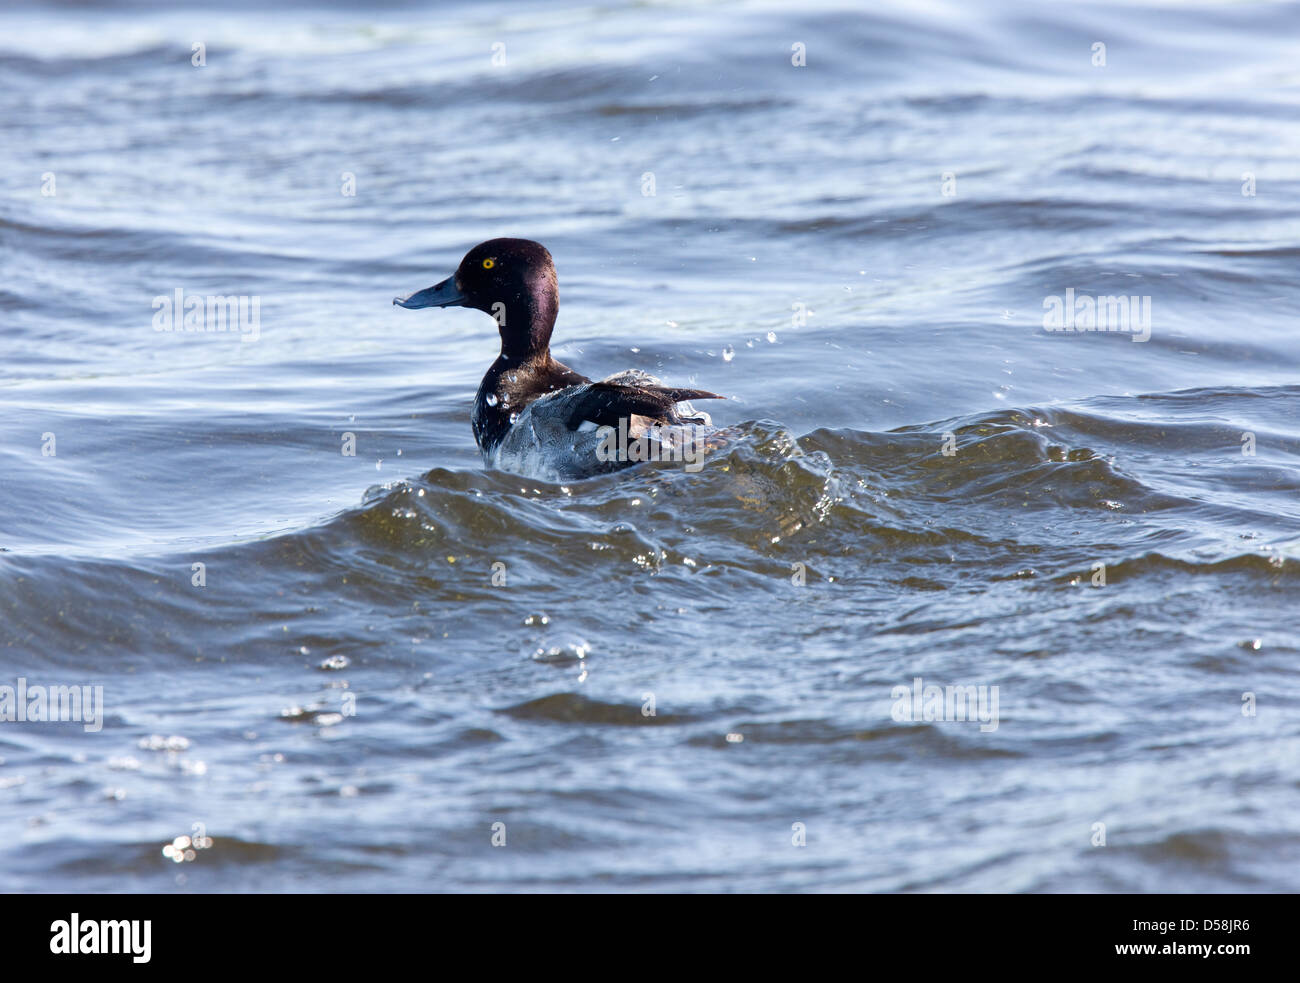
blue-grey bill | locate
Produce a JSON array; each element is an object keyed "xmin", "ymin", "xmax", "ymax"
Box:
[{"xmin": 393, "ymin": 276, "xmax": 465, "ymax": 309}]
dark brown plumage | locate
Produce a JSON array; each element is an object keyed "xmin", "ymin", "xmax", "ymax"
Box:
[{"xmin": 395, "ymin": 238, "xmax": 723, "ymax": 476}]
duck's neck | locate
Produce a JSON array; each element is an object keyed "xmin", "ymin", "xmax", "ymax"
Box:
[
  {"xmin": 471, "ymin": 278, "xmax": 566, "ymax": 454},
  {"xmin": 497, "ymin": 281, "xmax": 557, "ymax": 362}
]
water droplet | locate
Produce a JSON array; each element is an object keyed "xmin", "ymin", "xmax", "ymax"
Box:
[
  {"xmin": 530, "ymin": 638, "xmax": 591, "ymax": 664},
  {"xmin": 485, "ymin": 394, "xmax": 498, "ymax": 407},
  {"xmin": 509, "ymin": 412, "xmax": 519, "ymax": 424},
  {"xmin": 722, "ymin": 345, "xmax": 735, "ymax": 362},
  {"xmin": 766, "ymin": 331, "xmax": 777, "ymax": 343}
]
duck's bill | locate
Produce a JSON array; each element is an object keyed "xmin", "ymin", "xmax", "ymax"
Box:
[{"xmin": 393, "ymin": 276, "xmax": 465, "ymax": 309}]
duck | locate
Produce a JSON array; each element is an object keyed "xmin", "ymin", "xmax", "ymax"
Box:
[{"xmin": 394, "ymin": 238, "xmax": 724, "ymax": 481}]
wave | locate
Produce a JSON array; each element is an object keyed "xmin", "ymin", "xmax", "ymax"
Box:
[{"xmin": 3, "ymin": 385, "xmax": 1295, "ymax": 669}]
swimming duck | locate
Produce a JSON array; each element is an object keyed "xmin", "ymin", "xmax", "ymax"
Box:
[{"xmin": 394, "ymin": 238, "xmax": 724, "ymax": 481}]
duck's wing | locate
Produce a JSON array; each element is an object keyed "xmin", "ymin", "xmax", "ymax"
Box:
[
  {"xmin": 491, "ymin": 371, "xmax": 725, "ymax": 481},
  {"xmin": 560, "ymin": 379, "xmax": 724, "ymax": 431}
]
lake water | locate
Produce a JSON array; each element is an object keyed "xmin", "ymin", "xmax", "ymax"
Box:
[{"xmin": 1, "ymin": 0, "xmax": 1298, "ymax": 892}]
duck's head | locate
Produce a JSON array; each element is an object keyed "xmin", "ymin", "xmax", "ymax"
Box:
[{"xmin": 394, "ymin": 238, "xmax": 558, "ymax": 359}]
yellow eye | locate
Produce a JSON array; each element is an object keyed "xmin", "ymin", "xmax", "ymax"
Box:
[{"xmin": 482, "ymin": 258, "xmax": 496, "ymax": 269}]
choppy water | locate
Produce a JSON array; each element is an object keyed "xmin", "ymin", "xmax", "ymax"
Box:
[{"xmin": 2, "ymin": 0, "xmax": 1298, "ymax": 892}]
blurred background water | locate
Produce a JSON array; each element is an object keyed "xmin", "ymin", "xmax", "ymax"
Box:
[{"xmin": 1, "ymin": 0, "xmax": 1298, "ymax": 892}]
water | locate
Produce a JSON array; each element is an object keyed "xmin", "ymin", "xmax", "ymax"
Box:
[{"xmin": 2, "ymin": 0, "xmax": 1298, "ymax": 892}]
